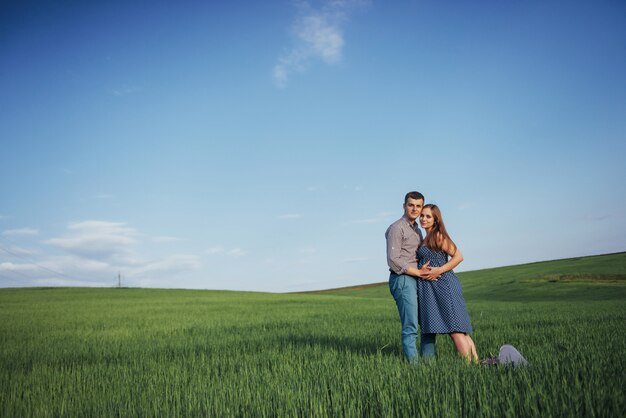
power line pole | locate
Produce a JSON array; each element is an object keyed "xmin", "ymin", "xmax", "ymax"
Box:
[{"xmin": 118, "ymin": 272, "xmax": 121, "ymax": 288}]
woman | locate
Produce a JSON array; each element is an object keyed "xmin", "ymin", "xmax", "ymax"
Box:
[{"xmin": 417, "ymin": 204, "xmax": 478, "ymax": 362}]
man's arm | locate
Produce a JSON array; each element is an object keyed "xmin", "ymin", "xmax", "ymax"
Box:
[
  {"xmin": 386, "ymin": 225, "xmax": 406, "ymax": 274},
  {"xmin": 386, "ymin": 225, "xmax": 433, "ymax": 278}
]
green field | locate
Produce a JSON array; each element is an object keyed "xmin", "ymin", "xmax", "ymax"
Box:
[{"xmin": 1, "ymin": 253, "xmax": 625, "ymax": 417}]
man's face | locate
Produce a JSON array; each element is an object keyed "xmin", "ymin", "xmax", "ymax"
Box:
[{"xmin": 403, "ymin": 198, "xmax": 424, "ymax": 223}]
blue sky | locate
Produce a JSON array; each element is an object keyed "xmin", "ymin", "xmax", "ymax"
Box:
[{"xmin": 1, "ymin": 0, "xmax": 625, "ymax": 292}]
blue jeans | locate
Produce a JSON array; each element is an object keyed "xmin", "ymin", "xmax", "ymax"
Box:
[{"xmin": 389, "ymin": 273, "xmax": 436, "ymax": 362}]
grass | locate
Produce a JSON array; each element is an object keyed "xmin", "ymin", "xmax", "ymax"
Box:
[
  {"xmin": 0, "ymin": 252, "xmax": 625, "ymax": 417},
  {"xmin": 525, "ymin": 273, "xmax": 626, "ymax": 283},
  {"xmin": 321, "ymin": 252, "xmax": 626, "ymax": 301}
]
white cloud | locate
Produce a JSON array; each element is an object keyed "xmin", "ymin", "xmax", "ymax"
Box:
[
  {"xmin": 44, "ymin": 221, "xmax": 137, "ymax": 259},
  {"xmin": 298, "ymin": 14, "xmax": 344, "ymax": 63},
  {"xmin": 33, "ymin": 277, "xmax": 112, "ymax": 287},
  {"xmin": 227, "ymin": 248, "xmax": 247, "ymax": 257},
  {"xmin": 43, "ymin": 255, "xmax": 111, "ymax": 273},
  {"xmin": 38, "ymin": 253, "xmax": 199, "ymax": 288},
  {"xmin": 273, "ymin": 0, "xmax": 368, "ymax": 87},
  {"xmin": 300, "ymin": 247, "xmax": 317, "ymax": 255},
  {"xmin": 2, "ymin": 228, "xmax": 39, "ymax": 236},
  {"xmin": 581, "ymin": 213, "xmax": 611, "ymax": 222},
  {"xmin": 206, "ymin": 246, "xmax": 224, "ymax": 255},
  {"xmin": 94, "ymin": 194, "xmax": 115, "ymax": 200},
  {"xmin": 206, "ymin": 246, "xmax": 247, "ymax": 257},
  {"xmin": 348, "ymin": 218, "xmax": 379, "ymax": 224},
  {"xmin": 347, "ymin": 211, "xmax": 395, "ymax": 225},
  {"xmin": 153, "ymin": 236, "xmax": 181, "ymax": 243},
  {"xmin": 0, "ymin": 220, "xmax": 203, "ymax": 288},
  {"xmin": 1, "ymin": 246, "xmax": 39, "ymax": 257},
  {"xmin": 457, "ymin": 202, "xmax": 474, "ymax": 211},
  {"xmin": 343, "ymin": 257, "xmax": 369, "ymax": 263},
  {"xmin": 0, "ymin": 256, "xmax": 112, "ymax": 287},
  {"xmin": 0, "ymin": 262, "xmax": 39, "ymax": 272},
  {"xmin": 278, "ymin": 213, "xmax": 303, "ymax": 219},
  {"xmin": 110, "ymin": 85, "xmax": 140, "ymax": 96},
  {"xmin": 130, "ymin": 255, "xmax": 201, "ymax": 277}
]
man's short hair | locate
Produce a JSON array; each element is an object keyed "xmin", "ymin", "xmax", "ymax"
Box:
[{"xmin": 404, "ymin": 191, "xmax": 424, "ymax": 204}]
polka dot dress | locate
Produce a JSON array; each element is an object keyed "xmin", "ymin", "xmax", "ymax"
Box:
[{"xmin": 417, "ymin": 246, "xmax": 473, "ymax": 334}]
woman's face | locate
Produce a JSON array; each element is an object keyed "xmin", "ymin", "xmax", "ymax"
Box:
[{"xmin": 419, "ymin": 207, "xmax": 435, "ymax": 230}]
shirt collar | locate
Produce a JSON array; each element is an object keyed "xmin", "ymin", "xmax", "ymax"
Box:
[{"xmin": 402, "ymin": 215, "xmax": 417, "ymax": 229}]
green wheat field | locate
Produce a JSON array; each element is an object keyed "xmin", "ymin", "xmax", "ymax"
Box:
[{"xmin": 1, "ymin": 253, "xmax": 625, "ymax": 417}]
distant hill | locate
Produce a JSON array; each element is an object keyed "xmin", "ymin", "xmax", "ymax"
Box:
[{"xmin": 311, "ymin": 252, "xmax": 626, "ymax": 302}]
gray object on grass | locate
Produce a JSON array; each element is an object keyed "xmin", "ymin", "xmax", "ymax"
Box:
[{"xmin": 498, "ymin": 344, "xmax": 529, "ymax": 366}]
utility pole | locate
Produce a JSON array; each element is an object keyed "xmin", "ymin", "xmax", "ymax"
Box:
[{"xmin": 118, "ymin": 272, "xmax": 121, "ymax": 288}]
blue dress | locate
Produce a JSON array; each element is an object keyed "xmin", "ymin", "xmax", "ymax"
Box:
[{"xmin": 417, "ymin": 245, "xmax": 473, "ymax": 334}]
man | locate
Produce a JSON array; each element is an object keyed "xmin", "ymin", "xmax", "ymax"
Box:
[{"xmin": 385, "ymin": 191, "xmax": 436, "ymax": 363}]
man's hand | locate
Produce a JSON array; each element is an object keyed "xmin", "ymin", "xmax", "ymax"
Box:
[
  {"xmin": 417, "ymin": 261, "xmax": 437, "ymax": 281},
  {"xmin": 421, "ymin": 266, "xmax": 443, "ymax": 281}
]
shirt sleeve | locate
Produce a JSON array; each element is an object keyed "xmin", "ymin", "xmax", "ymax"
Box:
[{"xmin": 386, "ymin": 224, "xmax": 406, "ymax": 274}]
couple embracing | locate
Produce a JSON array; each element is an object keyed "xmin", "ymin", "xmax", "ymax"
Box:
[{"xmin": 386, "ymin": 191, "xmax": 478, "ymax": 363}]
